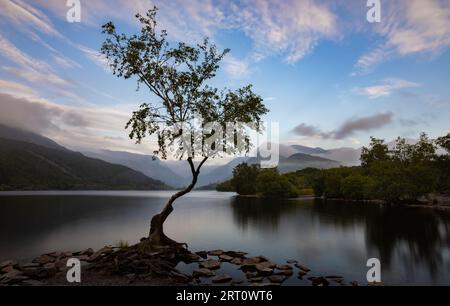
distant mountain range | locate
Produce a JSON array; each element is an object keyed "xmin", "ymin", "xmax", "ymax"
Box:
[
  {"xmin": 0, "ymin": 125, "xmax": 169, "ymax": 191},
  {"xmin": 0, "ymin": 124, "xmax": 363, "ymax": 190},
  {"xmin": 83, "ymin": 150, "xmax": 187, "ymax": 188}
]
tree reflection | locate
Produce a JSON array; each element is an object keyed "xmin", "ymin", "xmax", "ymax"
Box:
[{"xmin": 230, "ymin": 196, "xmax": 450, "ymax": 281}]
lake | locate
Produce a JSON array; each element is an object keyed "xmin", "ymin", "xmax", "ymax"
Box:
[{"xmin": 1, "ymin": 190, "xmax": 449, "ymax": 285}]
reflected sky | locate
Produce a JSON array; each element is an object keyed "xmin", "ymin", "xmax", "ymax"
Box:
[{"xmin": 1, "ymin": 191, "xmax": 449, "ymax": 285}]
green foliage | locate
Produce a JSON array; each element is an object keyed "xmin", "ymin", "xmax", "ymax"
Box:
[
  {"xmin": 314, "ymin": 133, "xmax": 448, "ymax": 203},
  {"xmin": 218, "ymin": 132, "xmax": 450, "ymax": 203},
  {"xmin": 231, "ymin": 163, "xmax": 260, "ymax": 195},
  {"xmin": 216, "ymin": 180, "xmax": 234, "ymax": 192},
  {"xmin": 218, "ymin": 163, "xmax": 314, "ymax": 198},
  {"xmin": 341, "ymin": 174, "xmax": 376, "ymax": 200},
  {"xmin": 101, "ymin": 7, "xmax": 268, "ymax": 160},
  {"xmin": 256, "ymin": 169, "xmax": 298, "ymax": 198}
]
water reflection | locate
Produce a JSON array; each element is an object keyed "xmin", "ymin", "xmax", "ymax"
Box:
[
  {"xmin": 230, "ymin": 197, "xmax": 450, "ymax": 284},
  {"xmin": 1, "ymin": 192, "xmax": 450, "ymax": 284}
]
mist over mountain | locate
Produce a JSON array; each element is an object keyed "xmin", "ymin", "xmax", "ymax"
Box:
[
  {"xmin": 83, "ymin": 150, "xmax": 187, "ymax": 188},
  {"xmin": 0, "ymin": 124, "xmax": 67, "ymax": 151},
  {"xmin": 0, "ymin": 138, "xmax": 170, "ymax": 191}
]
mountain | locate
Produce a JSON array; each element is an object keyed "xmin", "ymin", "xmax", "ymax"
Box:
[
  {"xmin": 290, "ymin": 144, "xmax": 328, "ymax": 155},
  {"xmin": 0, "ymin": 124, "xmax": 67, "ymax": 151},
  {"xmin": 0, "ymin": 137, "xmax": 170, "ymax": 191},
  {"xmin": 246, "ymin": 153, "xmax": 340, "ymax": 174},
  {"xmin": 289, "ymin": 144, "xmax": 361, "ymax": 166},
  {"xmin": 83, "ymin": 150, "xmax": 187, "ymax": 188},
  {"xmin": 196, "ymin": 157, "xmax": 248, "ymax": 186}
]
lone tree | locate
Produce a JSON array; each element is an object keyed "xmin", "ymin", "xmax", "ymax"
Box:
[{"xmin": 101, "ymin": 8, "xmax": 268, "ymax": 249}]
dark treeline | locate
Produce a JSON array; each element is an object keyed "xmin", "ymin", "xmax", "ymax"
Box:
[{"xmin": 217, "ymin": 133, "xmax": 450, "ymax": 203}]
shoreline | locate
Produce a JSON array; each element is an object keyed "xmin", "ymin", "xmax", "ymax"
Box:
[{"xmin": 0, "ymin": 242, "xmax": 364, "ymax": 287}]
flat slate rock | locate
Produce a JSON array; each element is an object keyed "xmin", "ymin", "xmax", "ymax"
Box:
[
  {"xmin": 212, "ymin": 274, "xmax": 232, "ymax": 283},
  {"xmin": 208, "ymin": 250, "xmax": 224, "ymax": 256},
  {"xmin": 199, "ymin": 259, "xmax": 221, "ymax": 270},
  {"xmin": 193, "ymin": 268, "xmax": 215, "ymax": 278},
  {"xmin": 0, "ymin": 260, "xmax": 17, "ymax": 269},
  {"xmin": 268, "ymin": 275, "xmax": 286, "ymax": 283},
  {"xmin": 218, "ymin": 254, "xmax": 234, "ymax": 262},
  {"xmin": 295, "ymin": 263, "xmax": 311, "ymax": 272}
]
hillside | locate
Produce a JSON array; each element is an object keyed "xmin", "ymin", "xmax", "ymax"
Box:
[
  {"xmin": 0, "ymin": 124, "xmax": 67, "ymax": 151},
  {"xmin": 83, "ymin": 150, "xmax": 187, "ymax": 188},
  {"xmin": 246, "ymin": 153, "xmax": 340, "ymax": 174},
  {"xmin": 0, "ymin": 138, "xmax": 170, "ymax": 191}
]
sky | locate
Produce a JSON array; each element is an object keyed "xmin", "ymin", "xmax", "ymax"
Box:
[{"xmin": 0, "ymin": 0, "xmax": 450, "ymax": 159}]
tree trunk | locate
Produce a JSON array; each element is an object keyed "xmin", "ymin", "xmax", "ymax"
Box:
[{"xmin": 145, "ymin": 156, "xmax": 208, "ymax": 249}]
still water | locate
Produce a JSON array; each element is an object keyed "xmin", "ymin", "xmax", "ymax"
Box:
[{"xmin": 1, "ymin": 190, "xmax": 449, "ymax": 285}]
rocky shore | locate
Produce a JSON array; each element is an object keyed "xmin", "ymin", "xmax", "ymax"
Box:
[{"xmin": 0, "ymin": 240, "xmax": 366, "ymax": 286}]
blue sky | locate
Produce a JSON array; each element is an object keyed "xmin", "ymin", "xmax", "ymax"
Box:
[{"xmin": 0, "ymin": 0, "xmax": 449, "ymax": 157}]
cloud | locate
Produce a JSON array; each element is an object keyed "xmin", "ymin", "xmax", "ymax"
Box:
[
  {"xmin": 223, "ymin": 55, "xmax": 250, "ymax": 79},
  {"xmin": 333, "ymin": 112, "xmax": 393, "ymax": 139},
  {"xmin": 292, "ymin": 123, "xmax": 325, "ymax": 138},
  {"xmin": 0, "ymin": 79, "xmax": 39, "ymax": 99},
  {"xmin": 32, "ymin": 0, "xmax": 338, "ymax": 64},
  {"xmin": 0, "ymin": 93, "xmax": 156, "ymax": 154},
  {"xmin": 355, "ymin": 0, "xmax": 450, "ymax": 72},
  {"xmin": 0, "ymin": 0, "xmax": 62, "ymax": 37},
  {"xmin": 353, "ymin": 78, "xmax": 421, "ymax": 99},
  {"xmin": 74, "ymin": 44, "xmax": 111, "ymax": 72},
  {"xmin": 292, "ymin": 112, "xmax": 394, "ymax": 139},
  {"xmin": 0, "ymin": 33, "xmax": 69, "ymax": 87}
]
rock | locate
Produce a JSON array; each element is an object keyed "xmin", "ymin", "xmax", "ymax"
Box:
[
  {"xmin": 80, "ymin": 248, "xmax": 94, "ymax": 256},
  {"xmin": 170, "ymin": 271, "xmax": 191, "ymax": 283},
  {"xmin": 276, "ymin": 264, "xmax": 293, "ymax": 270},
  {"xmin": 0, "ymin": 270, "xmax": 28, "ymax": 284},
  {"xmin": 268, "ymin": 275, "xmax": 286, "ymax": 283},
  {"xmin": 259, "ymin": 261, "xmax": 276, "ymax": 269},
  {"xmin": 298, "ymin": 271, "xmax": 307, "ymax": 277},
  {"xmin": 199, "ymin": 259, "xmax": 220, "ymax": 270},
  {"xmin": 230, "ymin": 279, "xmax": 244, "ymax": 285},
  {"xmin": 325, "ymin": 275, "xmax": 344, "ymax": 279},
  {"xmin": 350, "ymin": 281, "xmax": 359, "ymax": 286},
  {"xmin": 295, "ymin": 263, "xmax": 311, "ymax": 272},
  {"xmin": 256, "ymin": 256, "xmax": 270, "ymax": 262},
  {"xmin": 311, "ymin": 277, "xmax": 330, "ymax": 287},
  {"xmin": 224, "ymin": 251, "xmax": 247, "ymax": 258},
  {"xmin": 245, "ymin": 271, "xmax": 255, "ymax": 279},
  {"xmin": 286, "ymin": 260, "xmax": 298, "ymax": 264},
  {"xmin": 0, "ymin": 260, "xmax": 17, "ymax": 270},
  {"xmin": 242, "ymin": 257, "xmax": 261, "ymax": 265},
  {"xmin": 42, "ymin": 263, "xmax": 58, "ymax": 276},
  {"xmin": 212, "ymin": 274, "xmax": 232, "ymax": 283},
  {"xmin": 98, "ymin": 246, "xmax": 114, "ymax": 254},
  {"xmin": 74, "ymin": 255, "xmax": 90, "ymax": 262},
  {"xmin": 275, "ymin": 269, "xmax": 293, "ymax": 276},
  {"xmin": 21, "ymin": 279, "xmax": 43, "ymax": 286},
  {"xmin": 62, "ymin": 251, "xmax": 73, "ymax": 258},
  {"xmin": 254, "ymin": 264, "xmax": 273, "ymax": 276},
  {"xmin": 22, "ymin": 267, "xmax": 43, "ymax": 278},
  {"xmin": 195, "ymin": 251, "xmax": 208, "ymax": 259},
  {"xmin": 1, "ymin": 265, "xmax": 17, "ymax": 274},
  {"xmin": 368, "ymin": 282, "xmax": 384, "ymax": 286},
  {"xmin": 20, "ymin": 262, "xmax": 40, "ymax": 269},
  {"xmin": 218, "ymin": 254, "xmax": 234, "ymax": 262},
  {"xmin": 193, "ymin": 268, "xmax": 215, "ymax": 278},
  {"xmin": 45, "ymin": 251, "xmax": 62, "ymax": 258},
  {"xmin": 125, "ymin": 273, "xmax": 136, "ymax": 283},
  {"xmin": 183, "ymin": 253, "xmax": 202, "ymax": 262},
  {"xmin": 230, "ymin": 258, "xmax": 243, "ymax": 265},
  {"xmin": 208, "ymin": 249, "xmax": 224, "ymax": 256},
  {"xmin": 250, "ymin": 276, "xmax": 264, "ymax": 282},
  {"xmin": 33, "ymin": 255, "xmax": 54, "ymax": 265}
]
